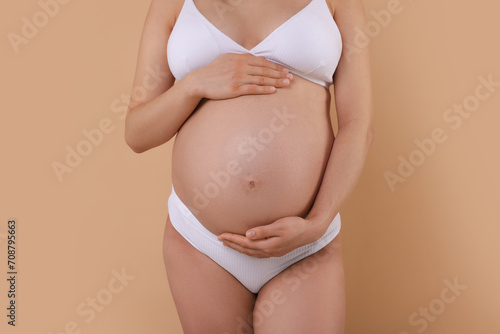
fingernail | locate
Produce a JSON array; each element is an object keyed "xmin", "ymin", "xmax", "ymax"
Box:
[
  {"xmin": 282, "ymin": 68, "xmax": 289, "ymax": 72},
  {"xmin": 287, "ymin": 73, "xmax": 293, "ymax": 79},
  {"xmin": 246, "ymin": 230, "xmax": 255, "ymax": 238}
]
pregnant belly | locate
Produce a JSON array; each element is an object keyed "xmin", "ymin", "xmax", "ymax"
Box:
[{"xmin": 171, "ymin": 77, "xmax": 334, "ymax": 236}]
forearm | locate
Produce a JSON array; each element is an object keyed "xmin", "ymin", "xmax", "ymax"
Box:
[
  {"xmin": 124, "ymin": 73, "xmax": 202, "ymax": 153},
  {"xmin": 306, "ymin": 120, "xmax": 374, "ymax": 239}
]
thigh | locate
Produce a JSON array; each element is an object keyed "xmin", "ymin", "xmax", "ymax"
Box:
[
  {"xmin": 253, "ymin": 232, "xmax": 345, "ymax": 334},
  {"xmin": 163, "ymin": 215, "xmax": 257, "ymax": 334}
]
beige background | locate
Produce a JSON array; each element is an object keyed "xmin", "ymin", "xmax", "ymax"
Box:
[{"xmin": 1, "ymin": 0, "xmax": 499, "ymax": 333}]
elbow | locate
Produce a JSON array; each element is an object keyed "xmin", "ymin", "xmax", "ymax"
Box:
[
  {"xmin": 125, "ymin": 139, "xmax": 145, "ymax": 154},
  {"xmin": 124, "ymin": 128, "xmax": 175, "ymax": 153},
  {"xmin": 124, "ymin": 129, "xmax": 146, "ymax": 154},
  {"xmin": 124, "ymin": 108, "xmax": 145, "ymax": 153},
  {"xmin": 124, "ymin": 109, "xmax": 149, "ymax": 153}
]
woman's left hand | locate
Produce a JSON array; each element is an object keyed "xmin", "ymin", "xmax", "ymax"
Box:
[{"xmin": 217, "ymin": 216, "xmax": 320, "ymax": 258}]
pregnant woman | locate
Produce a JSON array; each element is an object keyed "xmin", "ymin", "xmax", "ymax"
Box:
[{"xmin": 125, "ymin": 0, "xmax": 373, "ymax": 332}]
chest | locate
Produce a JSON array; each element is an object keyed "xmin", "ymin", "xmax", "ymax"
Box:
[{"xmin": 192, "ymin": 0, "xmax": 318, "ymax": 50}]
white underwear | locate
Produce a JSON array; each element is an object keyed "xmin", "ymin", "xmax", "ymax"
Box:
[{"xmin": 167, "ymin": 185, "xmax": 341, "ymax": 294}]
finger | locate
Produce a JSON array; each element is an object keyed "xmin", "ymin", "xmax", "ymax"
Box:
[
  {"xmin": 246, "ymin": 65, "xmax": 294, "ymax": 80},
  {"xmin": 218, "ymin": 232, "xmax": 247, "ymax": 245},
  {"xmin": 235, "ymin": 73, "xmax": 291, "ymax": 88},
  {"xmin": 221, "ymin": 240, "xmax": 271, "ymax": 258},
  {"xmin": 246, "ymin": 54, "xmax": 290, "ymax": 73},
  {"xmin": 218, "ymin": 233, "xmax": 277, "ymax": 250},
  {"xmin": 246, "ymin": 224, "xmax": 282, "ymax": 240},
  {"xmin": 235, "ymin": 84, "xmax": 277, "ymax": 95},
  {"xmin": 218, "ymin": 233, "xmax": 260, "ymax": 249}
]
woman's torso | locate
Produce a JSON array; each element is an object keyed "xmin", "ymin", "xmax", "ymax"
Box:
[{"xmin": 169, "ymin": 0, "xmax": 341, "ymax": 235}]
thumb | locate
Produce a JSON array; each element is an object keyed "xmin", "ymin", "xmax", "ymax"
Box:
[{"xmin": 246, "ymin": 225, "xmax": 279, "ymax": 240}]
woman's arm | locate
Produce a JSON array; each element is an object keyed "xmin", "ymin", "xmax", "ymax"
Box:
[
  {"xmin": 124, "ymin": 0, "xmax": 201, "ymax": 153},
  {"xmin": 305, "ymin": 0, "xmax": 374, "ymax": 239},
  {"xmin": 217, "ymin": 0, "xmax": 374, "ymax": 257},
  {"xmin": 125, "ymin": 0, "xmax": 295, "ymax": 153}
]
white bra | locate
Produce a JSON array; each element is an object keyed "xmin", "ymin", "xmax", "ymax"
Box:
[{"xmin": 167, "ymin": 0, "xmax": 342, "ymax": 89}]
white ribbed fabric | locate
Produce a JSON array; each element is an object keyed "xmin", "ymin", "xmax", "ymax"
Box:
[
  {"xmin": 167, "ymin": 0, "xmax": 343, "ymax": 89},
  {"xmin": 167, "ymin": 185, "xmax": 341, "ymax": 293}
]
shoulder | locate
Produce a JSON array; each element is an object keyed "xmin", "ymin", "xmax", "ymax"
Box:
[
  {"xmin": 325, "ymin": 0, "xmax": 367, "ymax": 21},
  {"xmin": 325, "ymin": 0, "xmax": 368, "ymax": 33},
  {"xmin": 147, "ymin": 0, "xmax": 185, "ymax": 29}
]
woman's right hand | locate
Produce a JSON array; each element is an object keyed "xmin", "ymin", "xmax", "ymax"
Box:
[{"xmin": 183, "ymin": 53, "xmax": 294, "ymax": 100}]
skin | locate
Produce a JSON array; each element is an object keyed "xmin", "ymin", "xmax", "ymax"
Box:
[
  {"xmin": 171, "ymin": 63, "xmax": 334, "ymax": 238},
  {"xmin": 125, "ymin": 0, "xmax": 373, "ymax": 332}
]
